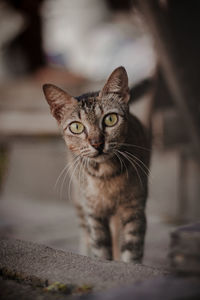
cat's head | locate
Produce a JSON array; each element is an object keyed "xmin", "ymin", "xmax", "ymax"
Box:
[{"xmin": 43, "ymin": 66, "xmax": 130, "ymax": 162}]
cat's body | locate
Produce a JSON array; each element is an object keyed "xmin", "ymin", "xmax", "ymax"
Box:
[{"xmin": 43, "ymin": 66, "xmax": 151, "ymax": 263}]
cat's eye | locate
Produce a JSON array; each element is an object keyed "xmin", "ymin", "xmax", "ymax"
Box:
[
  {"xmin": 69, "ymin": 122, "xmax": 84, "ymax": 134},
  {"xmin": 104, "ymin": 113, "xmax": 118, "ymax": 127}
]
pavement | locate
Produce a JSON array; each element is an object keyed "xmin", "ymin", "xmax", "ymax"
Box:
[
  {"xmin": 0, "ymin": 239, "xmax": 165, "ymax": 292},
  {"xmin": 0, "ymin": 239, "xmax": 200, "ymax": 300}
]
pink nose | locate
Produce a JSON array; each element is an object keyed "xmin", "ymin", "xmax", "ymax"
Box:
[{"xmin": 89, "ymin": 138, "xmax": 104, "ymax": 150}]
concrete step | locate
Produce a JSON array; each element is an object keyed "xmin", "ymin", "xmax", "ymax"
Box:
[
  {"xmin": 0, "ymin": 239, "xmax": 166, "ymax": 292},
  {"xmin": 1, "ymin": 239, "xmax": 200, "ymax": 300}
]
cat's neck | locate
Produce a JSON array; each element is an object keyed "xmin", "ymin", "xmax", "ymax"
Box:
[{"xmin": 85, "ymin": 155, "xmax": 124, "ymax": 179}]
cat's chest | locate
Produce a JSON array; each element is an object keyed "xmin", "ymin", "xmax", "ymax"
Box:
[
  {"xmin": 87, "ymin": 174, "xmax": 126, "ymax": 196},
  {"xmin": 82, "ymin": 173, "xmax": 130, "ymax": 213}
]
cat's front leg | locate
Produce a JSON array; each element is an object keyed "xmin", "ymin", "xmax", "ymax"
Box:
[
  {"xmin": 120, "ymin": 203, "xmax": 146, "ymax": 263},
  {"xmin": 79, "ymin": 227, "xmax": 90, "ymax": 256},
  {"xmin": 87, "ymin": 213, "xmax": 112, "ymax": 260},
  {"xmin": 74, "ymin": 203, "xmax": 90, "ymax": 255}
]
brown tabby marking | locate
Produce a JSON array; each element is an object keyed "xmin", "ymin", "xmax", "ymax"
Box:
[{"xmin": 43, "ymin": 66, "xmax": 151, "ymax": 263}]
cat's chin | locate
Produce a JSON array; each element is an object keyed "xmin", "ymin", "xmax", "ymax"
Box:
[{"xmin": 89, "ymin": 152, "xmax": 113, "ymax": 163}]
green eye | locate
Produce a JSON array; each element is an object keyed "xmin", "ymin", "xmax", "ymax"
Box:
[
  {"xmin": 69, "ymin": 122, "xmax": 84, "ymax": 134},
  {"xmin": 104, "ymin": 113, "xmax": 118, "ymax": 127}
]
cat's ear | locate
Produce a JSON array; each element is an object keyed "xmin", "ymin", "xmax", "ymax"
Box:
[
  {"xmin": 43, "ymin": 84, "xmax": 77, "ymax": 122},
  {"xmin": 99, "ymin": 66, "xmax": 130, "ymax": 102}
]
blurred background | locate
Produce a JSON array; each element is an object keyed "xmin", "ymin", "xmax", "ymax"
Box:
[{"xmin": 0, "ymin": 0, "xmax": 200, "ymax": 269}]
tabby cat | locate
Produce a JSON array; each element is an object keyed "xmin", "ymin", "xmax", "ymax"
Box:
[{"xmin": 43, "ymin": 66, "xmax": 151, "ymax": 263}]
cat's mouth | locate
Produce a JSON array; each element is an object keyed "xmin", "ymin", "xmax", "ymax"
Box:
[{"xmin": 87, "ymin": 150, "xmax": 113, "ymax": 163}]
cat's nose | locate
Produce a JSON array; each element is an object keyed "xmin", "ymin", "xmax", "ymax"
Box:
[{"xmin": 89, "ymin": 138, "xmax": 104, "ymax": 151}]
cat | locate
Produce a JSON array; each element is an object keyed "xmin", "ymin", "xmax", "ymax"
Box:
[{"xmin": 43, "ymin": 66, "xmax": 151, "ymax": 263}]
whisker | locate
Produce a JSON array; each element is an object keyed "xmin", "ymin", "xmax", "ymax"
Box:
[
  {"xmin": 126, "ymin": 153, "xmax": 148, "ymax": 179},
  {"xmin": 80, "ymin": 148, "xmax": 92, "ymax": 158},
  {"xmin": 113, "ymin": 151, "xmax": 123, "ymax": 174},
  {"xmin": 124, "ymin": 151, "xmax": 151, "ymax": 174},
  {"xmin": 78, "ymin": 158, "xmax": 83, "ymax": 186},
  {"xmin": 60, "ymin": 156, "xmax": 80, "ymax": 200},
  {"xmin": 54, "ymin": 154, "xmax": 79, "ymax": 192},
  {"xmin": 78, "ymin": 156, "xmax": 86, "ymax": 186},
  {"xmin": 82, "ymin": 157, "xmax": 88, "ymax": 180},
  {"xmin": 54, "ymin": 163, "xmax": 70, "ymax": 192},
  {"xmin": 110, "ymin": 142, "xmax": 151, "ymax": 152},
  {"xmin": 86, "ymin": 157, "xmax": 90, "ymax": 172},
  {"xmin": 80, "ymin": 148, "xmax": 90, "ymax": 155},
  {"xmin": 67, "ymin": 157, "xmax": 81, "ymax": 201},
  {"xmin": 124, "ymin": 151, "xmax": 153, "ymax": 184},
  {"xmin": 113, "ymin": 150, "xmax": 128, "ymax": 178},
  {"xmin": 117, "ymin": 150, "xmax": 144, "ymax": 189},
  {"xmin": 55, "ymin": 156, "xmax": 79, "ymax": 200},
  {"xmin": 82, "ymin": 152, "xmax": 92, "ymax": 157}
]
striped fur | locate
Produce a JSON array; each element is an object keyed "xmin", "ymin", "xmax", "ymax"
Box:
[{"xmin": 43, "ymin": 66, "xmax": 151, "ymax": 263}]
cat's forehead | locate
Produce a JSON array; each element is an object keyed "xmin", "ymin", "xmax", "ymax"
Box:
[
  {"xmin": 77, "ymin": 96, "xmax": 103, "ymax": 123},
  {"xmin": 66, "ymin": 92, "xmax": 127, "ymax": 126}
]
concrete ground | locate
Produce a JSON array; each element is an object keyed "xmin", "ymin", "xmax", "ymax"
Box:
[
  {"xmin": 1, "ymin": 239, "xmax": 200, "ymax": 300},
  {"xmin": 0, "ymin": 239, "xmax": 165, "ymax": 292}
]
